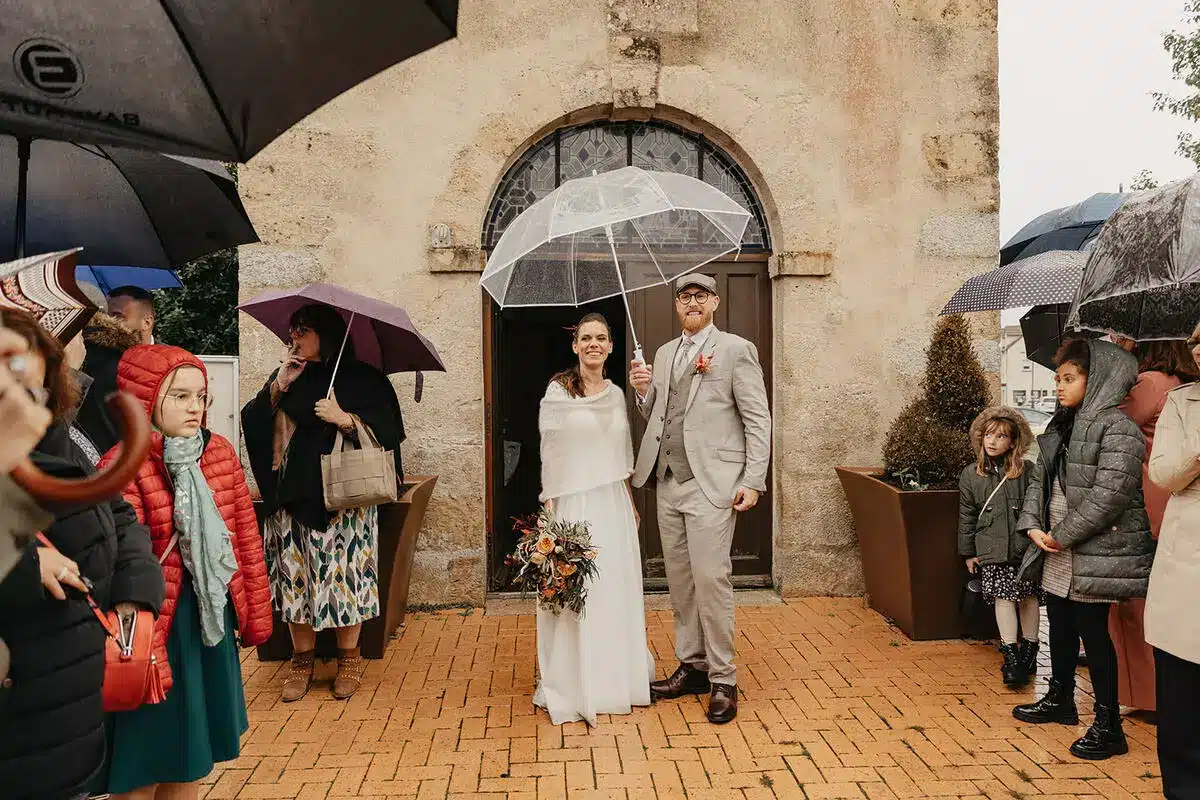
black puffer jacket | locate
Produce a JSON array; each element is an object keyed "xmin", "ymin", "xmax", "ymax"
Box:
[
  {"xmin": 1016, "ymin": 340, "xmax": 1155, "ymax": 599},
  {"xmin": 76, "ymin": 313, "xmax": 142, "ymax": 456},
  {"xmin": 0, "ymin": 425, "xmax": 164, "ymax": 800},
  {"xmin": 959, "ymin": 407, "xmax": 1035, "ymax": 566}
]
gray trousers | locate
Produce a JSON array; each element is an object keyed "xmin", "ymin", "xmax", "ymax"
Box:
[{"xmin": 657, "ymin": 474, "xmax": 737, "ymax": 686}]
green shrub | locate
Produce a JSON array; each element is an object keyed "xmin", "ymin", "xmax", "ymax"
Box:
[{"xmin": 882, "ymin": 315, "xmax": 990, "ymax": 489}]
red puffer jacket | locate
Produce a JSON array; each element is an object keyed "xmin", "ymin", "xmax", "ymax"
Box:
[{"xmin": 99, "ymin": 345, "xmax": 273, "ymax": 693}]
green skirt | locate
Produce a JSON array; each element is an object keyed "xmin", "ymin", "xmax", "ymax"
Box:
[{"xmin": 106, "ymin": 582, "xmax": 248, "ymax": 792}]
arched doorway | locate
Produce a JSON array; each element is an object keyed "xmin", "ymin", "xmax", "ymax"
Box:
[{"xmin": 482, "ymin": 119, "xmax": 773, "ymax": 592}]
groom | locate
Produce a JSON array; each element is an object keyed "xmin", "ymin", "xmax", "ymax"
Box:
[{"xmin": 629, "ymin": 273, "xmax": 771, "ymax": 724}]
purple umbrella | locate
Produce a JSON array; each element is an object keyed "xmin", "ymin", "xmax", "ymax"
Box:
[{"xmin": 238, "ymin": 283, "xmax": 445, "ymax": 399}]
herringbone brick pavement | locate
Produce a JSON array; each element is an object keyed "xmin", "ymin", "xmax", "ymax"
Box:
[{"xmin": 206, "ymin": 597, "xmax": 1162, "ymax": 800}]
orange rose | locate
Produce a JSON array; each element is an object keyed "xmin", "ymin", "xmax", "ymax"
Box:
[
  {"xmin": 536, "ymin": 535, "xmax": 556, "ymax": 555},
  {"xmin": 560, "ymin": 563, "xmax": 577, "ymax": 577}
]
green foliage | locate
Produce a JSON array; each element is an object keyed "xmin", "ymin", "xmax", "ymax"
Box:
[
  {"xmin": 1155, "ymin": 1, "xmax": 1200, "ymax": 168},
  {"xmin": 1129, "ymin": 169, "xmax": 1160, "ymax": 191},
  {"xmin": 882, "ymin": 315, "xmax": 990, "ymax": 490},
  {"xmin": 152, "ymin": 247, "xmax": 239, "ymax": 356}
]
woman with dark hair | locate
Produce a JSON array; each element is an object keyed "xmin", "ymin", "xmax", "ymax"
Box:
[
  {"xmin": 1011, "ymin": 338, "xmax": 1154, "ymax": 761},
  {"xmin": 1106, "ymin": 336, "xmax": 1199, "ymax": 715},
  {"xmin": 242, "ymin": 303, "xmax": 404, "ymax": 702},
  {"xmin": 0, "ymin": 308, "xmax": 164, "ymax": 800}
]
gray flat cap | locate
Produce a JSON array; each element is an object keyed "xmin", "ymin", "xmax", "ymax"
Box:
[{"xmin": 675, "ymin": 272, "xmax": 717, "ymax": 294}]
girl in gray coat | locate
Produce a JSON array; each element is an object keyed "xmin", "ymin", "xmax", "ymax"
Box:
[
  {"xmin": 1013, "ymin": 339, "xmax": 1154, "ymax": 762},
  {"xmin": 958, "ymin": 407, "xmax": 1040, "ymax": 689}
]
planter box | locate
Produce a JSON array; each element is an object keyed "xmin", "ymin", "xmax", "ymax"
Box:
[
  {"xmin": 253, "ymin": 475, "xmax": 439, "ymax": 660},
  {"xmin": 836, "ymin": 467, "xmax": 996, "ymax": 641}
]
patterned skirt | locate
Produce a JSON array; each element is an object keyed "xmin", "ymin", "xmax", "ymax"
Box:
[
  {"xmin": 980, "ymin": 563, "xmax": 1043, "ymax": 603},
  {"xmin": 262, "ymin": 506, "xmax": 380, "ymax": 630}
]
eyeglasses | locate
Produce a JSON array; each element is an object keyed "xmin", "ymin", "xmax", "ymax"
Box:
[
  {"xmin": 289, "ymin": 325, "xmax": 313, "ymax": 338},
  {"xmin": 676, "ymin": 291, "xmax": 712, "ymax": 305},
  {"xmin": 162, "ymin": 391, "xmax": 212, "ymax": 411}
]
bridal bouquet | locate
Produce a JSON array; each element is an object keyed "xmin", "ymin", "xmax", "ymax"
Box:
[{"xmin": 505, "ymin": 509, "xmax": 599, "ymax": 614}]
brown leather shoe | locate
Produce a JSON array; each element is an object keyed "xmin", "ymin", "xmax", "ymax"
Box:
[
  {"xmin": 707, "ymin": 684, "xmax": 737, "ymax": 724},
  {"xmin": 281, "ymin": 649, "xmax": 315, "ymax": 702},
  {"xmin": 332, "ymin": 647, "xmax": 366, "ymax": 699},
  {"xmin": 650, "ymin": 662, "xmax": 711, "ymax": 700}
]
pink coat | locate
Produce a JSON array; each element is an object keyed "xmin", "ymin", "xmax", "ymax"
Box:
[{"xmin": 1109, "ymin": 370, "xmax": 1179, "ymax": 711}]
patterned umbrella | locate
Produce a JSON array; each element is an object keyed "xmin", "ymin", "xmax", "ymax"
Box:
[
  {"xmin": 941, "ymin": 250, "xmax": 1087, "ymax": 315},
  {"xmin": 0, "ymin": 248, "xmax": 96, "ymax": 342}
]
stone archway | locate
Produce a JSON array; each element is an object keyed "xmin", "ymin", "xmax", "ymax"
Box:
[{"xmin": 480, "ymin": 117, "xmax": 774, "ymax": 592}]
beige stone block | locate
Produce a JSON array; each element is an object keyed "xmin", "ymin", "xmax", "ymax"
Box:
[
  {"xmin": 921, "ymin": 131, "xmax": 997, "ymax": 183},
  {"xmin": 609, "ymin": 36, "xmax": 661, "ymax": 109},
  {"xmin": 918, "ymin": 213, "xmax": 998, "ymax": 258},
  {"xmin": 429, "ymin": 247, "xmax": 487, "ymax": 273},
  {"xmin": 894, "ymin": 0, "xmax": 998, "ymax": 28},
  {"xmin": 606, "ymin": 0, "xmax": 699, "ymax": 35},
  {"xmin": 768, "ymin": 251, "xmax": 834, "ymax": 278},
  {"xmin": 238, "ymin": 245, "xmax": 325, "ymax": 289}
]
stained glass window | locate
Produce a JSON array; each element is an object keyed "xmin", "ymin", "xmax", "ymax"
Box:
[{"xmin": 483, "ymin": 120, "xmax": 769, "ymax": 251}]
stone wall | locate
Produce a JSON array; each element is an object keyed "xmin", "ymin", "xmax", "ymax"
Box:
[{"xmin": 238, "ymin": 0, "xmax": 1000, "ymax": 604}]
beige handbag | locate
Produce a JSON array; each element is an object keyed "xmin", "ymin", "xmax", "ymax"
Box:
[{"xmin": 321, "ymin": 417, "xmax": 399, "ymax": 511}]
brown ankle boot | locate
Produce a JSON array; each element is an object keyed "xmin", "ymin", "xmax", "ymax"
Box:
[
  {"xmin": 281, "ymin": 649, "xmax": 315, "ymax": 702},
  {"xmin": 332, "ymin": 647, "xmax": 366, "ymax": 699}
]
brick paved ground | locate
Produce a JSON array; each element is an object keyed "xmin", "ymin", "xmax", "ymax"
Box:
[{"xmin": 207, "ymin": 598, "xmax": 1162, "ymax": 800}]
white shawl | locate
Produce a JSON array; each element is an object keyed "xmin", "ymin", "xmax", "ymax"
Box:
[{"xmin": 539, "ymin": 380, "xmax": 634, "ymax": 501}]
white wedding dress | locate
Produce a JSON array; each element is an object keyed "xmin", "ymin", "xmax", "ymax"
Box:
[{"xmin": 533, "ymin": 380, "xmax": 654, "ymax": 726}]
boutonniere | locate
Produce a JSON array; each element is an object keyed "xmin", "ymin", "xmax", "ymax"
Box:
[{"xmin": 694, "ymin": 353, "xmax": 713, "ymax": 375}]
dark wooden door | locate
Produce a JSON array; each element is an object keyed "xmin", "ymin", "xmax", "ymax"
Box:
[{"xmin": 626, "ymin": 259, "xmax": 773, "ymax": 588}]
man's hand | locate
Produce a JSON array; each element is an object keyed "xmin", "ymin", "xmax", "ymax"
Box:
[
  {"xmin": 732, "ymin": 487, "xmax": 759, "ymax": 512},
  {"xmin": 965, "ymin": 557, "xmax": 981, "ymax": 574},
  {"xmin": 629, "ymin": 359, "xmax": 653, "ymax": 396},
  {"xmin": 0, "ymin": 328, "xmax": 52, "ymax": 473}
]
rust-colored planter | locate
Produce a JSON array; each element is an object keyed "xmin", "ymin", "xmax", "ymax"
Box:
[
  {"xmin": 836, "ymin": 467, "xmax": 995, "ymax": 641},
  {"xmin": 254, "ymin": 475, "xmax": 439, "ymax": 660}
]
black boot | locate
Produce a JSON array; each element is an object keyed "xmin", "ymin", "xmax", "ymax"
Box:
[
  {"xmin": 1016, "ymin": 639, "xmax": 1039, "ymax": 686},
  {"xmin": 1069, "ymin": 704, "xmax": 1129, "ymax": 761},
  {"xmin": 1013, "ymin": 678, "xmax": 1079, "ymax": 725},
  {"xmin": 1000, "ymin": 643, "xmax": 1022, "ymax": 688}
]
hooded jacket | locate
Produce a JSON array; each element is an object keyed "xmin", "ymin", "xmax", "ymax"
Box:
[
  {"xmin": 1017, "ymin": 340, "xmax": 1155, "ymax": 599},
  {"xmin": 76, "ymin": 313, "xmax": 142, "ymax": 456},
  {"xmin": 957, "ymin": 407, "xmax": 1035, "ymax": 567},
  {"xmin": 98, "ymin": 345, "xmax": 273, "ymax": 694}
]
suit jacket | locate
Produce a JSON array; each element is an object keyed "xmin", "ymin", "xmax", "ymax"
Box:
[{"xmin": 632, "ymin": 327, "xmax": 771, "ymax": 508}]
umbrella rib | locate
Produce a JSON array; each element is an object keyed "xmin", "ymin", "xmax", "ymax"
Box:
[
  {"xmin": 628, "ymin": 217, "xmax": 668, "ymax": 284},
  {"xmin": 156, "ymin": 0, "xmax": 245, "ymax": 160},
  {"xmin": 98, "ymin": 147, "xmax": 172, "ymax": 268}
]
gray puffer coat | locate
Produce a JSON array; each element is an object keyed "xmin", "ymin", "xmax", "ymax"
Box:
[
  {"xmin": 1016, "ymin": 340, "xmax": 1155, "ymax": 599},
  {"xmin": 958, "ymin": 406, "xmax": 1035, "ymax": 567}
]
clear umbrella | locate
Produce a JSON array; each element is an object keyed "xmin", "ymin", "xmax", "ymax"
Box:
[{"xmin": 480, "ymin": 166, "xmax": 752, "ymax": 362}]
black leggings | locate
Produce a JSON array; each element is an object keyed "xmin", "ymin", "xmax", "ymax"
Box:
[
  {"xmin": 1156, "ymin": 648, "xmax": 1200, "ymax": 799},
  {"xmin": 1045, "ymin": 594, "xmax": 1119, "ymax": 708}
]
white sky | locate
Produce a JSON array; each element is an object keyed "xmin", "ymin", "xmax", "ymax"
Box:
[{"xmin": 998, "ymin": 0, "xmax": 1197, "ymax": 324}]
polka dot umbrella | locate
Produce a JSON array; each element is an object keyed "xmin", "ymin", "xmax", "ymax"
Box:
[{"xmin": 940, "ymin": 250, "xmax": 1088, "ymax": 315}]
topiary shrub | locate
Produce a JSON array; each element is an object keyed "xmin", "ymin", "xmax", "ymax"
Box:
[{"xmin": 882, "ymin": 315, "xmax": 991, "ymax": 490}]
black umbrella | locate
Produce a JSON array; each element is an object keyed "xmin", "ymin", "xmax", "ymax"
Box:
[
  {"xmin": 941, "ymin": 250, "xmax": 1086, "ymax": 315},
  {"xmin": 0, "ymin": 0, "xmax": 457, "ymax": 162},
  {"xmin": 0, "ymin": 137, "xmax": 257, "ymax": 264},
  {"xmin": 1068, "ymin": 175, "xmax": 1200, "ymax": 340},
  {"xmin": 1001, "ymin": 192, "xmax": 1128, "ymax": 266},
  {"xmin": 1020, "ymin": 304, "xmax": 1102, "ymax": 370}
]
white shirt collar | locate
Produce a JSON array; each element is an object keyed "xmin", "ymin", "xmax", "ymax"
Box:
[{"xmin": 682, "ymin": 323, "xmax": 715, "ymax": 349}]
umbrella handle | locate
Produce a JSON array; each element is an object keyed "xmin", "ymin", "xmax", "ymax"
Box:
[{"xmin": 10, "ymin": 392, "xmax": 150, "ymax": 504}]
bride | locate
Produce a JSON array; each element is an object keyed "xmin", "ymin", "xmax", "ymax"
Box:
[{"xmin": 533, "ymin": 312, "xmax": 654, "ymax": 725}]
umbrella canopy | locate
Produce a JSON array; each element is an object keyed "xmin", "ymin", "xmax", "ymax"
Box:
[
  {"xmin": 238, "ymin": 283, "xmax": 445, "ymax": 376},
  {"xmin": 1068, "ymin": 176, "xmax": 1200, "ymax": 340},
  {"xmin": 0, "ymin": 248, "xmax": 97, "ymax": 341},
  {"xmin": 480, "ymin": 166, "xmax": 752, "ymax": 359},
  {"xmin": 76, "ymin": 265, "xmax": 182, "ymax": 294},
  {"xmin": 1020, "ymin": 304, "xmax": 1102, "ymax": 371},
  {"xmin": 941, "ymin": 250, "xmax": 1086, "ymax": 315},
  {"xmin": 1001, "ymin": 192, "xmax": 1128, "ymax": 266},
  {"xmin": 0, "ymin": 138, "xmax": 257, "ymax": 263},
  {"xmin": 0, "ymin": 0, "xmax": 457, "ymax": 162}
]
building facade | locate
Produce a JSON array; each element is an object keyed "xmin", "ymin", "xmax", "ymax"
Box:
[
  {"xmin": 1000, "ymin": 324, "xmax": 1056, "ymax": 409},
  {"xmin": 238, "ymin": 0, "xmax": 1001, "ymax": 605}
]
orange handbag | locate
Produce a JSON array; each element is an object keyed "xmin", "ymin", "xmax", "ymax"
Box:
[{"xmin": 37, "ymin": 532, "xmax": 169, "ymax": 712}]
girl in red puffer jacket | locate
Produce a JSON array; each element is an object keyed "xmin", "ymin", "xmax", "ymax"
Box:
[{"xmin": 101, "ymin": 345, "xmax": 272, "ymax": 799}]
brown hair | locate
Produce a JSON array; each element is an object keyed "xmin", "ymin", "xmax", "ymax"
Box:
[
  {"xmin": 1054, "ymin": 337, "xmax": 1092, "ymax": 374},
  {"xmin": 0, "ymin": 307, "xmax": 81, "ymax": 423},
  {"xmin": 552, "ymin": 313, "xmax": 612, "ymax": 398},
  {"xmin": 1134, "ymin": 340, "xmax": 1200, "ymax": 381},
  {"xmin": 974, "ymin": 416, "xmax": 1026, "ymax": 479}
]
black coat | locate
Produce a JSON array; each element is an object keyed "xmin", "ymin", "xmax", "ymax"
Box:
[
  {"xmin": 0, "ymin": 425, "xmax": 164, "ymax": 800},
  {"xmin": 75, "ymin": 314, "xmax": 142, "ymax": 456}
]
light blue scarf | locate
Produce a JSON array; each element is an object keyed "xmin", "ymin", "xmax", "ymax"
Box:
[{"xmin": 163, "ymin": 434, "xmax": 239, "ymax": 646}]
